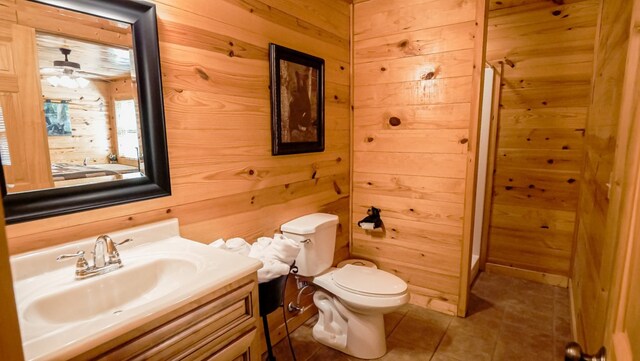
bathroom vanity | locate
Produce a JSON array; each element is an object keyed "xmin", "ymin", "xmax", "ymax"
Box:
[
  {"xmin": 11, "ymin": 219, "xmax": 263, "ymax": 360},
  {"xmin": 76, "ymin": 273, "xmax": 259, "ymax": 361}
]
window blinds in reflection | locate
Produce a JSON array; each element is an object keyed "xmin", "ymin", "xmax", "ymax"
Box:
[{"xmin": 0, "ymin": 105, "xmax": 11, "ymax": 165}]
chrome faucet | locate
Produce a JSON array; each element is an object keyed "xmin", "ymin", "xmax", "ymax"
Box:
[
  {"xmin": 56, "ymin": 235, "xmax": 133, "ymax": 280},
  {"xmin": 94, "ymin": 235, "xmax": 107, "ymax": 268}
]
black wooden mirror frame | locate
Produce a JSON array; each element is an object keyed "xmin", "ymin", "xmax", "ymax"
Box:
[{"xmin": 0, "ymin": 0, "xmax": 171, "ymax": 224}]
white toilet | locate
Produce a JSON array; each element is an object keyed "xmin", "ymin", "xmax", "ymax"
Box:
[{"xmin": 281, "ymin": 213, "xmax": 410, "ymax": 359}]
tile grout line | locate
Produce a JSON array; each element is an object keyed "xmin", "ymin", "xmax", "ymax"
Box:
[
  {"xmin": 385, "ymin": 311, "xmax": 408, "ymax": 342},
  {"xmin": 488, "ymin": 300, "xmax": 508, "ymax": 361},
  {"xmin": 428, "ymin": 316, "xmax": 454, "ymax": 360},
  {"xmin": 303, "ymin": 336, "xmax": 320, "ymax": 361}
]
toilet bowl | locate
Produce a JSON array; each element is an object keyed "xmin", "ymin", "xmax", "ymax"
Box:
[{"xmin": 281, "ymin": 213, "xmax": 409, "ymax": 359}]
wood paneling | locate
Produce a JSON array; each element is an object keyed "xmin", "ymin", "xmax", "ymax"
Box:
[
  {"xmin": 352, "ymin": 0, "xmax": 483, "ymax": 316},
  {"xmin": 43, "ymin": 79, "xmax": 114, "ymax": 165},
  {"xmin": 0, "ymin": 200, "xmax": 24, "ymax": 361},
  {"xmin": 4, "ymin": 0, "xmax": 351, "ymax": 352},
  {"xmin": 485, "ymin": 0, "xmax": 599, "ymax": 280},
  {"xmin": 572, "ymin": 0, "xmax": 634, "ymax": 351}
]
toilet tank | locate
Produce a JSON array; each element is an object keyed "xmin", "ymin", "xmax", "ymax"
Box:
[{"xmin": 280, "ymin": 213, "xmax": 339, "ymax": 277}]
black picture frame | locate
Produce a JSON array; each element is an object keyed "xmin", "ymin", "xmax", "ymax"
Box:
[
  {"xmin": 269, "ymin": 43, "xmax": 325, "ymax": 155},
  {"xmin": 0, "ymin": 0, "xmax": 171, "ymax": 224}
]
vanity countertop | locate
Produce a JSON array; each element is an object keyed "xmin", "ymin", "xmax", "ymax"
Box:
[{"xmin": 11, "ymin": 219, "xmax": 262, "ymax": 361}]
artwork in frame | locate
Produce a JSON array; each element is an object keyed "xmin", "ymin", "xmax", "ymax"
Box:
[
  {"xmin": 269, "ymin": 43, "xmax": 325, "ymax": 155},
  {"xmin": 44, "ymin": 100, "xmax": 72, "ymax": 136}
]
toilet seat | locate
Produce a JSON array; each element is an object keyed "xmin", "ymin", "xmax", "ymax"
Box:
[
  {"xmin": 313, "ymin": 267, "xmax": 410, "ymax": 314},
  {"xmin": 333, "ymin": 264, "xmax": 407, "ymax": 296}
]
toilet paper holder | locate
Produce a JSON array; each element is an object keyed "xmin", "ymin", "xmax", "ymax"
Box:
[{"xmin": 357, "ymin": 206, "xmax": 383, "ymax": 231}]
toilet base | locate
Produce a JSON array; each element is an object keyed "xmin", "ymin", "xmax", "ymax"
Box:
[{"xmin": 312, "ymin": 290, "xmax": 387, "ymax": 359}]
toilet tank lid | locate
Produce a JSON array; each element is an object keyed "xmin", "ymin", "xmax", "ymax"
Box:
[{"xmin": 280, "ymin": 213, "xmax": 339, "ymax": 234}]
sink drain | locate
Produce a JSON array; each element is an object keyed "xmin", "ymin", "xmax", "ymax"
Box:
[{"xmin": 113, "ymin": 310, "xmax": 123, "ymax": 315}]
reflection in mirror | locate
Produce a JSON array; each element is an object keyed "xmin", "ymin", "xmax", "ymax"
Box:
[
  {"xmin": 3, "ymin": 25, "xmax": 146, "ymax": 194},
  {"xmin": 1, "ymin": 0, "xmax": 170, "ymax": 224}
]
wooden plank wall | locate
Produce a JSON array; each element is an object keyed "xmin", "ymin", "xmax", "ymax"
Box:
[
  {"xmin": 572, "ymin": 0, "xmax": 633, "ymax": 350},
  {"xmin": 485, "ymin": 0, "xmax": 599, "ymax": 281},
  {"xmin": 352, "ymin": 0, "xmax": 482, "ymax": 316},
  {"xmin": 2, "ymin": 0, "xmax": 351, "ymax": 350},
  {"xmin": 0, "ymin": 202, "xmax": 23, "ymax": 360},
  {"xmin": 43, "ymin": 79, "xmax": 114, "ymax": 165}
]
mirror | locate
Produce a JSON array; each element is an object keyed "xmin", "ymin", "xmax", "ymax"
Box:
[
  {"xmin": 0, "ymin": 0, "xmax": 170, "ymax": 224},
  {"xmin": 35, "ymin": 32, "xmax": 144, "ymax": 191}
]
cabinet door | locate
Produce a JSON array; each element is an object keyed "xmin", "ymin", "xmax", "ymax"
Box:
[{"xmin": 95, "ymin": 280, "xmax": 257, "ymax": 361}]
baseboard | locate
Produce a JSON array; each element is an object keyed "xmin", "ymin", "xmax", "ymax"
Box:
[
  {"xmin": 407, "ymin": 284, "xmax": 458, "ymax": 316},
  {"xmin": 485, "ymin": 263, "xmax": 569, "ymax": 288}
]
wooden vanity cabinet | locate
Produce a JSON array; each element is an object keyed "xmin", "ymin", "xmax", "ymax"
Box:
[{"xmin": 72, "ymin": 273, "xmax": 260, "ymax": 361}]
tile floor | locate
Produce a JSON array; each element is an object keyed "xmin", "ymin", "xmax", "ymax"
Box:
[{"xmin": 266, "ymin": 272, "xmax": 573, "ymax": 361}]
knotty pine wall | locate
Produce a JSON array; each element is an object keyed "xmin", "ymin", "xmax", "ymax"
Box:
[
  {"xmin": 572, "ymin": 0, "xmax": 633, "ymax": 349},
  {"xmin": 351, "ymin": 0, "xmax": 484, "ymax": 316},
  {"xmin": 3, "ymin": 0, "xmax": 351, "ymax": 348},
  {"xmin": 43, "ymin": 79, "xmax": 113, "ymax": 165},
  {"xmin": 484, "ymin": 0, "xmax": 599, "ymax": 282}
]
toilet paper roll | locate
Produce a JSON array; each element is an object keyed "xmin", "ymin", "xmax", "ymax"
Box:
[{"xmin": 358, "ymin": 222, "xmax": 375, "ymax": 230}]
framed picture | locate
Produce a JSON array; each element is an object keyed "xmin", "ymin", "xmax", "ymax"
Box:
[
  {"xmin": 269, "ymin": 43, "xmax": 324, "ymax": 155},
  {"xmin": 44, "ymin": 100, "xmax": 72, "ymax": 136}
]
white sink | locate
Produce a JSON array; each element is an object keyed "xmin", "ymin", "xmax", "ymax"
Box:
[
  {"xmin": 11, "ymin": 219, "xmax": 262, "ymax": 361},
  {"xmin": 23, "ymin": 257, "xmax": 196, "ymax": 324}
]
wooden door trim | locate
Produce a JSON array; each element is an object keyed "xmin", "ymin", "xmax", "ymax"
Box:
[
  {"xmin": 459, "ymin": 0, "xmax": 489, "ymax": 317},
  {"xmin": 603, "ymin": 0, "xmax": 640, "ymax": 358},
  {"xmin": 478, "ymin": 62, "xmax": 503, "ymax": 272}
]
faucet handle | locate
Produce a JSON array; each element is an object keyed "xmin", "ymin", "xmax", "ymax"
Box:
[
  {"xmin": 56, "ymin": 250, "xmax": 89, "ymax": 275},
  {"xmin": 105, "ymin": 238, "xmax": 133, "ymax": 266},
  {"xmin": 56, "ymin": 250, "xmax": 86, "ymax": 261},
  {"xmin": 117, "ymin": 238, "xmax": 133, "ymax": 246}
]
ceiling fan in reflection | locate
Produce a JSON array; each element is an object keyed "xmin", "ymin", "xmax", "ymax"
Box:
[{"xmin": 41, "ymin": 48, "xmax": 91, "ymax": 89}]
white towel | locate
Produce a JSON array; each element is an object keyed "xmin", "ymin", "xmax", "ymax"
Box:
[
  {"xmin": 261, "ymin": 234, "xmax": 300, "ymax": 265},
  {"xmin": 257, "ymin": 259, "xmax": 292, "ymax": 283},
  {"xmin": 210, "ymin": 234, "xmax": 300, "ymax": 283},
  {"xmin": 225, "ymin": 237, "xmax": 250, "ymax": 256},
  {"xmin": 209, "ymin": 238, "xmax": 227, "ymax": 249},
  {"xmin": 248, "ymin": 237, "xmax": 272, "ymax": 259}
]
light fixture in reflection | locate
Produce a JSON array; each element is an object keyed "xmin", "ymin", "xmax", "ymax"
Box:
[
  {"xmin": 44, "ymin": 48, "xmax": 90, "ymax": 89},
  {"xmin": 46, "ymin": 71, "xmax": 89, "ymax": 89}
]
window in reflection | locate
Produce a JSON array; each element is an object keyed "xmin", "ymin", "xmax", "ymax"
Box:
[{"xmin": 114, "ymin": 99, "xmax": 139, "ymax": 160}]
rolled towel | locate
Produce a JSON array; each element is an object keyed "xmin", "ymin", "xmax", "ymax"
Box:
[
  {"xmin": 261, "ymin": 234, "xmax": 300, "ymax": 265},
  {"xmin": 257, "ymin": 259, "xmax": 292, "ymax": 283},
  {"xmin": 225, "ymin": 237, "xmax": 250, "ymax": 256},
  {"xmin": 248, "ymin": 237, "xmax": 272, "ymax": 259},
  {"xmin": 209, "ymin": 238, "xmax": 227, "ymax": 249}
]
